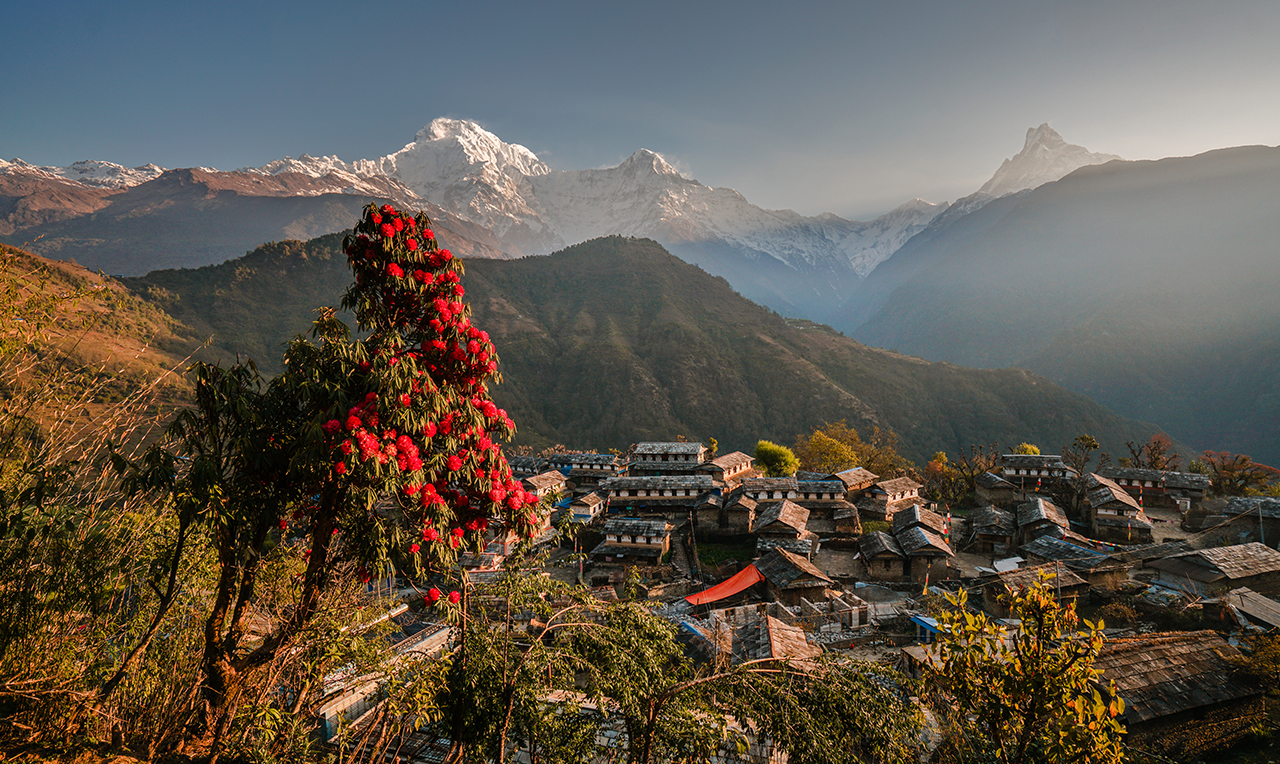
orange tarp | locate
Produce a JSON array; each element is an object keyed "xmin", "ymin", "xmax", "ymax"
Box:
[{"xmin": 684, "ymin": 564, "xmax": 764, "ymax": 606}]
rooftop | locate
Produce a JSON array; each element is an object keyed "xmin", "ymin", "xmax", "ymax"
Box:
[
  {"xmin": 634, "ymin": 442, "xmax": 706, "ymax": 455},
  {"xmin": 599, "ymin": 475, "xmax": 715, "ymax": 491},
  {"xmin": 1095, "ymin": 631, "xmax": 1262, "ymax": 724},
  {"xmin": 996, "ymin": 562, "xmax": 1086, "ymax": 591},
  {"xmin": 1160, "ymin": 543, "xmax": 1280, "ymax": 581},
  {"xmin": 1016, "ymin": 496, "xmax": 1068, "ymax": 529},
  {"xmin": 969, "ymin": 506, "xmax": 1015, "ymax": 535},
  {"xmin": 1100, "ymin": 466, "xmax": 1212, "ymax": 491},
  {"xmin": 754, "ymin": 548, "xmax": 833, "ymax": 589},
  {"xmin": 752, "ymin": 500, "xmax": 810, "ymax": 534},
  {"xmin": 859, "ymin": 530, "xmax": 905, "ymax": 559}
]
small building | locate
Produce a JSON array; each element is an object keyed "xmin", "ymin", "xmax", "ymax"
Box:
[
  {"xmin": 628, "ymin": 442, "xmax": 709, "ymax": 476},
  {"xmin": 752, "ymin": 499, "xmax": 811, "ymax": 540},
  {"xmin": 983, "ymin": 562, "xmax": 1087, "ymax": 618},
  {"xmin": 589, "ymin": 518, "xmax": 672, "ymax": 566},
  {"xmin": 833, "ymin": 504, "xmax": 863, "ymax": 536},
  {"xmin": 565, "ymin": 492, "xmax": 606, "ymax": 524},
  {"xmin": 858, "ymin": 531, "xmax": 907, "ymax": 579},
  {"xmin": 1148, "ymin": 543, "xmax": 1280, "ymax": 599},
  {"xmin": 896, "ymin": 525, "xmax": 955, "ymax": 583},
  {"xmin": 974, "ymin": 471, "xmax": 1021, "ymax": 506},
  {"xmin": 1183, "ymin": 496, "xmax": 1280, "ymax": 540},
  {"xmin": 1094, "ymin": 631, "xmax": 1265, "ymax": 758},
  {"xmin": 1099, "ymin": 466, "xmax": 1211, "ymax": 514},
  {"xmin": 966, "ymin": 506, "xmax": 1015, "ymax": 555},
  {"xmin": 720, "ymin": 490, "xmax": 758, "ymax": 534},
  {"xmin": 1086, "ymin": 473, "xmax": 1153, "ymax": 545},
  {"xmin": 753, "ymin": 548, "xmax": 834, "ymax": 606},
  {"xmin": 1019, "ymin": 535, "xmax": 1128, "ymax": 589},
  {"xmin": 1015, "ymin": 496, "xmax": 1069, "ymax": 546},
  {"xmin": 859, "ymin": 477, "xmax": 924, "ymax": 522},
  {"xmin": 523, "ymin": 470, "xmax": 569, "ymax": 500},
  {"xmin": 698, "ymin": 451, "xmax": 756, "ymax": 487},
  {"xmin": 1221, "ymin": 587, "xmax": 1280, "ymax": 632},
  {"xmin": 832, "ymin": 467, "xmax": 879, "ymax": 496},
  {"xmin": 505, "ymin": 454, "xmax": 549, "ymax": 479},
  {"xmin": 724, "ymin": 614, "xmax": 822, "ymax": 664},
  {"xmin": 998, "ymin": 454, "xmax": 1076, "ymax": 491},
  {"xmin": 892, "ymin": 504, "xmax": 948, "ymax": 537}
]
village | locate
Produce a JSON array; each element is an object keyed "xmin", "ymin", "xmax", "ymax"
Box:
[{"xmin": 318, "ymin": 440, "xmax": 1280, "ymax": 762}]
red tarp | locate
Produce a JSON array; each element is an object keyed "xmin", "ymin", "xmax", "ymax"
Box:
[{"xmin": 684, "ymin": 564, "xmax": 764, "ymax": 606}]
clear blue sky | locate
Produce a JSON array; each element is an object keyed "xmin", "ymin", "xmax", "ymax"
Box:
[{"xmin": 4, "ymin": 0, "xmax": 1278, "ymax": 219}]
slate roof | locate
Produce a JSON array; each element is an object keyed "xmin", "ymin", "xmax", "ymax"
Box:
[
  {"xmin": 1094, "ymin": 631, "xmax": 1263, "ymax": 724},
  {"xmin": 756, "ymin": 536, "xmax": 819, "ymax": 557},
  {"xmin": 752, "ymin": 500, "xmax": 810, "ymax": 534},
  {"xmin": 547, "ymin": 452, "xmax": 622, "ymax": 468},
  {"xmin": 743, "ymin": 477, "xmax": 799, "ymax": 494},
  {"xmin": 634, "ymin": 442, "xmax": 705, "ymax": 455},
  {"xmin": 833, "ymin": 467, "xmax": 879, "ymax": 489},
  {"xmin": 599, "ymin": 475, "xmax": 715, "ymax": 491},
  {"xmin": 1224, "ymin": 587, "xmax": 1280, "ymax": 631},
  {"xmin": 1000, "ymin": 454, "xmax": 1070, "ymax": 471},
  {"xmin": 1019, "ymin": 536, "xmax": 1118, "ymax": 574},
  {"xmin": 589, "ymin": 543, "xmax": 664, "ymax": 559},
  {"xmin": 600, "ymin": 517, "xmax": 671, "ymax": 538},
  {"xmin": 524, "ymin": 470, "xmax": 568, "ymax": 491},
  {"xmin": 997, "ymin": 562, "xmax": 1087, "ymax": 591},
  {"xmin": 505, "ymin": 455, "xmax": 548, "ymax": 476},
  {"xmin": 733, "ymin": 615, "xmax": 822, "ymax": 662},
  {"xmin": 975, "ymin": 471, "xmax": 1017, "ymax": 490},
  {"xmin": 1212, "ymin": 497, "xmax": 1280, "ymax": 520},
  {"xmin": 969, "ymin": 506, "xmax": 1015, "ymax": 536},
  {"xmin": 858, "ymin": 531, "xmax": 905, "ymax": 559},
  {"xmin": 1107, "ymin": 540, "xmax": 1192, "ymax": 565},
  {"xmin": 705, "ymin": 451, "xmax": 754, "ymax": 471},
  {"xmin": 754, "ymin": 548, "xmax": 833, "ymax": 589},
  {"xmin": 725, "ymin": 494, "xmax": 758, "ymax": 513},
  {"xmin": 892, "ymin": 504, "xmax": 946, "ymax": 535},
  {"xmin": 571, "ymin": 492, "xmax": 606, "ymax": 509},
  {"xmin": 1154, "ymin": 543, "xmax": 1280, "ymax": 582},
  {"xmin": 1100, "ymin": 467, "xmax": 1211, "ymax": 492},
  {"xmin": 830, "ymin": 500, "xmax": 860, "ymax": 520},
  {"xmin": 896, "ymin": 526, "xmax": 953, "ymax": 557},
  {"xmin": 1086, "ymin": 474, "xmax": 1143, "ymax": 512},
  {"xmin": 796, "ymin": 479, "xmax": 848, "ymax": 495},
  {"xmin": 1016, "ymin": 496, "xmax": 1068, "ymax": 529},
  {"xmin": 875, "ymin": 477, "xmax": 922, "ymax": 495}
]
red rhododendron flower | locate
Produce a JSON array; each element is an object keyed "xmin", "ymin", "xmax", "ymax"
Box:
[
  {"xmin": 380, "ymin": 223, "xmax": 396, "ymax": 238},
  {"xmin": 393, "ymin": 217, "xmax": 405, "ymax": 232},
  {"xmin": 406, "ymin": 238, "xmax": 418, "ymax": 252},
  {"xmin": 447, "ymin": 455, "xmax": 462, "ymax": 471},
  {"xmin": 371, "ymin": 213, "xmax": 382, "ymax": 225},
  {"xmin": 448, "ymin": 590, "xmax": 461, "ymax": 604},
  {"xmin": 399, "ymin": 393, "xmax": 411, "ymax": 408},
  {"xmin": 439, "ymin": 249, "xmax": 452, "ymax": 262},
  {"xmin": 346, "ymin": 415, "xmax": 361, "ymax": 431},
  {"xmin": 423, "ymin": 527, "xmax": 439, "ymax": 542},
  {"xmin": 334, "ymin": 462, "xmax": 347, "ymax": 475},
  {"xmin": 424, "ymin": 228, "xmax": 434, "ymax": 239},
  {"xmin": 427, "ymin": 587, "xmax": 441, "ymax": 603},
  {"xmin": 410, "ymin": 543, "xmax": 420, "ymax": 553},
  {"xmin": 387, "ymin": 263, "xmax": 404, "ymax": 278}
]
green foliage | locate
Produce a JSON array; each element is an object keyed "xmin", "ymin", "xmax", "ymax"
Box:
[
  {"xmin": 793, "ymin": 420, "xmax": 914, "ymax": 479},
  {"xmin": 929, "ymin": 575, "xmax": 1126, "ymax": 764},
  {"xmin": 1012, "ymin": 442, "xmax": 1041, "ymax": 455},
  {"xmin": 755, "ymin": 439, "xmax": 799, "ymax": 477},
  {"xmin": 1200, "ymin": 450, "xmax": 1280, "ymax": 496}
]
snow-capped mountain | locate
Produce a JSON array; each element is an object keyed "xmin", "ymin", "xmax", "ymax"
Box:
[
  {"xmin": 978, "ymin": 124, "xmax": 1121, "ymax": 197},
  {"xmin": 0, "ymin": 157, "xmax": 165, "ymax": 188}
]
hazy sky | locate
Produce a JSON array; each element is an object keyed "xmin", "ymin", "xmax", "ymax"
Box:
[{"xmin": 4, "ymin": 0, "xmax": 1278, "ymax": 219}]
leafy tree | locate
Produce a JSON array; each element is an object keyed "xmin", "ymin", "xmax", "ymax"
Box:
[
  {"xmin": 1120, "ymin": 433, "xmax": 1180, "ymax": 471},
  {"xmin": 755, "ymin": 439, "xmax": 799, "ymax": 477},
  {"xmin": 792, "ymin": 420, "xmax": 912, "ymax": 478},
  {"xmin": 928, "ymin": 575, "xmax": 1125, "ymax": 764},
  {"xmin": 1012, "ymin": 442, "xmax": 1040, "ymax": 455},
  {"xmin": 1055, "ymin": 435, "xmax": 1110, "ymax": 521},
  {"xmin": 119, "ymin": 203, "xmax": 543, "ymax": 753},
  {"xmin": 1200, "ymin": 450, "xmax": 1280, "ymax": 496},
  {"xmin": 924, "ymin": 445, "xmax": 998, "ymax": 509}
]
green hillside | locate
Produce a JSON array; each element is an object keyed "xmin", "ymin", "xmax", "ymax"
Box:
[{"xmin": 125, "ymin": 234, "xmax": 1164, "ymax": 462}]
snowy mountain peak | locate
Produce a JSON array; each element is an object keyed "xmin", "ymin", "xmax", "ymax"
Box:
[
  {"xmin": 0, "ymin": 158, "xmax": 166, "ymax": 189},
  {"xmin": 402, "ymin": 118, "xmax": 550, "ymax": 179},
  {"xmin": 619, "ymin": 149, "xmax": 682, "ymax": 177},
  {"xmin": 979, "ymin": 124, "xmax": 1122, "ymax": 197}
]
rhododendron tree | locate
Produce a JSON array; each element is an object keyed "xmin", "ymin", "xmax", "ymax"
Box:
[{"xmin": 140, "ymin": 203, "xmax": 542, "ymax": 751}]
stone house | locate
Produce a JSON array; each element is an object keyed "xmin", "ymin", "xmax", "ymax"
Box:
[
  {"xmin": 974, "ymin": 471, "xmax": 1021, "ymax": 506},
  {"xmin": 858, "ymin": 531, "xmax": 907, "ymax": 579},
  {"xmin": 858, "ymin": 476, "xmax": 924, "ymax": 522},
  {"xmin": 1014, "ymin": 496, "xmax": 1069, "ymax": 546},
  {"xmin": 589, "ymin": 517, "xmax": 673, "ymax": 567},
  {"xmin": 1148, "ymin": 543, "xmax": 1280, "ymax": 599},
  {"xmin": 897, "ymin": 526, "xmax": 955, "ymax": 583},
  {"xmin": 698, "ymin": 451, "xmax": 756, "ymax": 487},
  {"xmin": 1019, "ymin": 535, "xmax": 1129, "ymax": 589},
  {"xmin": 546, "ymin": 452, "xmax": 624, "ymax": 492},
  {"xmin": 742, "ymin": 477, "xmax": 799, "ymax": 502},
  {"xmin": 966, "ymin": 505, "xmax": 1015, "ymax": 555},
  {"xmin": 1086, "ymin": 473, "xmax": 1153, "ymax": 545},
  {"xmin": 565, "ymin": 491, "xmax": 606, "ymax": 524},
  {"xmin": 597, "ymin": 475, "xmax": 714, "ymax": 514},
  {"xmin": 998, "ymin": 454, "xmax": 1076, "ymax": 492},
  {"xmin": 523, "ymin": 470, "xmax": 568, "ymax": 500},
  {"xmin": 1099, "ymin": 466, "xmax": 1211, "ymax": 514},
  {"xmin": 832, "ymin": 467, "xmax": 879, "ymax": 497},
  {"xmin": 628, "ymin": 442, "xmax": 709, "ymax": 476},
  {"xmin": 753, "ymin": 548, "xmax": 834, "ymax": 607}
]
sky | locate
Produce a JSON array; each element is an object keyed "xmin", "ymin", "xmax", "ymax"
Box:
[{"xmin": 4, "ymin": 0, "xmax": 1279, "ymax": 219}]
